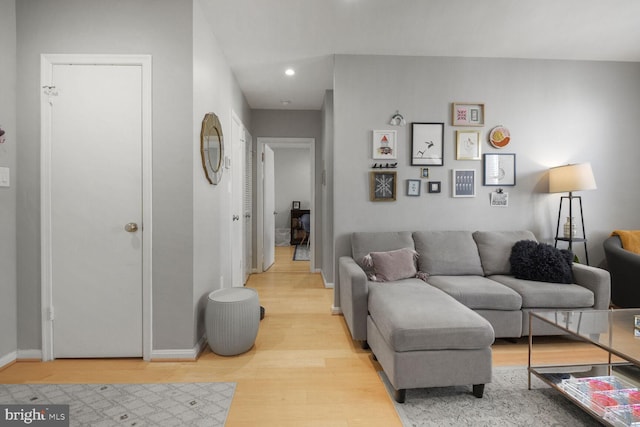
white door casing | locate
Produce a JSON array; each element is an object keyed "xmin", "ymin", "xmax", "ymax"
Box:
[
  {"xmin": 256, "ymin": 138, "xmax": 315, "ymax": 272},
  {"xmin": 262, "ymin": 144, "xmax": 275, "ymax": 271},
  {"xmin": 40, "ymin": 54, "xmax": 152, "ymax": 361},
  {"xmin": 231, "ymin": 112, "xmax": 246, "ymax": 287}
]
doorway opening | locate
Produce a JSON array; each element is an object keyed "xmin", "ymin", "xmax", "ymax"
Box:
[{"xmin": 256, "ymin": 137, "xmax": 315, "ymax": 273}]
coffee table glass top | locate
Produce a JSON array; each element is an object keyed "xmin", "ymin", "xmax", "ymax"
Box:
[{"xmin": 531, "ymin": 309, "xmax": 640, "ymax": 365}]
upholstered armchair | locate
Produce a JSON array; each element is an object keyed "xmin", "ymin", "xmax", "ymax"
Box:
[{"xmin": 603, "ymin": 235, "xmax": 640, "ymax": 308}]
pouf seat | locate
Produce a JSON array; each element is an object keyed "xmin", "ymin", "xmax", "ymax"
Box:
[{"xmin": 206, "ymin": 287, "xmax": 260, "ymax": 356}]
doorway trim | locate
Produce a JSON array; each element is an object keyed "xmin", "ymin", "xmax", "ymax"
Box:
[
  {"xmin": 256, "ymin": 137, "xmax": 315, "ymax": 272},
  {"xmin": 40, "ymin": 54, "xmax": 153, "ymax": 361}
]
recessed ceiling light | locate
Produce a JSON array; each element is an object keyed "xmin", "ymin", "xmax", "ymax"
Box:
[
  {"xmin": 281, "ymin": 100, "xmax": 292, "ymax": 105},
  {"xmin": 285, "ymin": 68, "xmax": 295, "ymax": 76}
]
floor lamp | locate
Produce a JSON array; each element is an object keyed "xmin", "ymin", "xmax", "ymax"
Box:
[{"xmin": 548, "ymin": 163, "xmax": 597, "ymax": 265}]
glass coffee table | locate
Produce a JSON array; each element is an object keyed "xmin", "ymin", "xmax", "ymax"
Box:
[{"xmin": 529, "ymin": 309, "xmax": 640, "ymax": 426}]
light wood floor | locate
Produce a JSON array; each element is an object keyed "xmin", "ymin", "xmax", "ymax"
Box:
[{"xmin": 0, "ymin": 246, "xmax": 606, "ymax": 426}]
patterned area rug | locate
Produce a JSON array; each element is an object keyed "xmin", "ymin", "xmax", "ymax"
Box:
[
  {"xmin": 293, "ymin": 244, "xmax": 310, "ymax": 261},
  {"xmin": 382, "ymin": 367, "xmax": 601, "ymax": 426},
  {"xmin": 0, "ymin": 382, "xmax": 235, "ymax": 426}
]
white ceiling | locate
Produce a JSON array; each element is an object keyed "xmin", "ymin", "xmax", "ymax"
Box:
[{"xmin": 200, "ymin": 0, "xmax": 640, "ymax": 111}]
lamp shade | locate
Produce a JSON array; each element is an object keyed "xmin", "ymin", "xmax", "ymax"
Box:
[{"xmin": 548, "ymin": 162, "xmax": 597, "ymax": 193}]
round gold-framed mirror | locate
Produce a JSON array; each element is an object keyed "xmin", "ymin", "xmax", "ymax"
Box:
[{"xmin": 200, "ymin": 112, "xmax": 223, "ymax": 185}]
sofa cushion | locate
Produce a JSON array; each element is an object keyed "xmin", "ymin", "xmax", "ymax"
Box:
[
  {"xmin": 510, "ymin": 240, "xmax": 574, "ymax": 283},
  {"xmin": 413, "ymin": 231, "xmax": 484, "ymax": 276},
  {"xmin": 351, "ymin": 231, "xmax": 414, "ymax": 273},
  {"xmin": 473, "ymin": 230, "xmax": 537, "ymax": 275},
  {"xmin": 426, "ymin": 275, "xmax": 522, "ymax": 310},
  {"xmin": 363, "ymin": 248, "xmax": 418, "ymax": 282},
  {"xmin": 489, "ymin": 275, "xmax": 594, "ymax": 308},
  {"xmin": 368, "ymin": 281, "xmax": 495, "ymax": 352}
]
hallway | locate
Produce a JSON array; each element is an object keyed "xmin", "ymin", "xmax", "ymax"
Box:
[{"xmin": 0, "ymin": 246, "xmax": 401, "ymax": 426}]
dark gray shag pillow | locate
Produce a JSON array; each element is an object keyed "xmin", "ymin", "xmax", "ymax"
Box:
[{"xmin": 509, "ymin": 240, "xmax": 574, "ymax": 284}]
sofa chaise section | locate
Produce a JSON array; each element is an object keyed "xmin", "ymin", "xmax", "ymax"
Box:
[
  {"xmin": 339, "ymin": 231, "xmax": 415, "ymax": 343},
  {"xmin": 367, "ymin": 281, "xmax": 494, "ymax": 402}
]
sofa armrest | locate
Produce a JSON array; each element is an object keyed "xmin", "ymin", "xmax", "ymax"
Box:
[
  {"xmin": 572, "ymin": 263, "xmax": 611, "ymax": 310},
  {"xmin": 339, "ymin": 256, "xmax": 369, "ymax": 341}
]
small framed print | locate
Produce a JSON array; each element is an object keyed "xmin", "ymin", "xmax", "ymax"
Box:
[
  {"xmin": 483, "ymin": 153, "xmax": 516, "ymax": 186},
  {"xmin": 490, "ymin": 191, "xmax": 509, "ymax": 207},
  {"xmin": 421, "ymin": 167, "xmax": 430, "ymax": 178},
  {"xmin": 292, "ymin": 201, "xmax": 301, "ymax": 210},
  {"xmin": 369, "ymin": 171, "xmax": 397, "ymax": 202},
  {"xmin": 411, "ymin": 122, "xmax": 444, "ymax": 166},
  {"xmin": 428, "ymin": 181, "xmax": 441, "ymax": 193},
  {"xmin": 406, "ymin": 179, "xmax": 421, "ymax": 196},
  {"xmin": 452, "ymin": 103, "xmax": 485, "ymax": 126},
  {"xmin": 452, "ymin": 169, "xmax": 476, "ymax": 197},
  {"xmin": 456, "ymin": 131, "xmax": 482, "ymax": 160},
  {"xmin": 372, "ymin": 130, "xmax": 397, "ymax": 160}
]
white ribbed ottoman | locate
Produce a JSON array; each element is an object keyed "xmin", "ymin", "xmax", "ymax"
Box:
[{"xmin": 206, "ymin": 288, "xmax": 260, "ymax": 356}]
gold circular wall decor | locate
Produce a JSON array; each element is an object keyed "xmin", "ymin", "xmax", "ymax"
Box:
[
  {"xmin": 489, "ymin": 125, "xmax": 510, "ymax": 148},
  {"xmin": 200, "ymin": 112, "xmax": 224, "ymax": 185}
]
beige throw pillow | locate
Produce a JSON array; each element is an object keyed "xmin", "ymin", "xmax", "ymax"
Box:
[{"xmin": 362, "ymin": 248, "xmax": 418, "ymax": 282}]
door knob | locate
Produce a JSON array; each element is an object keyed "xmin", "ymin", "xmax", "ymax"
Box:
[
  {"xmin": 232, "ymin": 215, "xmax": 240, "ymax": 221},
  {"xmin": 124, "ymin": 223, "xmax": 138, "ymax": 232}
]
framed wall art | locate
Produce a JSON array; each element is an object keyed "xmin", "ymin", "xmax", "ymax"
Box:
[
  {"xmin": 421, "ymin": 167, "xmax": 430, "ymax": 178},
  {"xmin": 372, "ymin": 130, "xmax": 397, "ymax": 160},
  {"xmin": 411, "ymin": 122, "xmax": 444, "ymax": 166},
  {"xmin": 406, "ymin": 179, "xmax": 421, "ymax": 196},
  {"xmin": 456, "ymin": 130, "xmax": 481, "ymax": 160},
  {"xmin": 483, "ymin": 153, "xmax": 516, "ymax": 186},
  {"xmin": 369, "ymin": 171, "xmax": 397, "ymax": 201},
  {"xmin": 452, "ymin": 103, "xmax": 484, "ymax": 126},
  {"xmin": 292, "ymin": 201, "xmax": 301, "ymax": 210},
  {"xmin": 428, "ymin": 181, "xmax": 441, "ymax": 193},
  {"xmin": 452, "ymin": 169, "xmax": 476, "ymax": 197}
]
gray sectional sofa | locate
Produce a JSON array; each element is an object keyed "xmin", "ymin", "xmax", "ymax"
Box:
[{"xmin": 338, "ymin": 230, "xmax": 611, "ymax": 402}]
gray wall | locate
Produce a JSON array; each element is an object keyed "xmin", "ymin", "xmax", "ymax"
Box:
[
  {"xmin": 192, "ymin": 0, "xmax": 251, "ymax": 345},
  {"xmin": 0, "ymin": 0, "xmax": 17, "ymax": 362},
  {"xmin": 16, "ymin": 0, "xmax": 195, "ymax": 351},
  {"xmin": 333, "ymin": 54, "xmax": 640, "ymax": 307}
]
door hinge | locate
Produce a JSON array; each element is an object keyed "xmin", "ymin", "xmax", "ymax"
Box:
[
  {"xmin": 42, "ymin": 86, "xmax": 59, "ymax": 97},
  {"xmin": 48, "ymin": 306, "xmax": 55, "ymax": 321},
  {"xmin": 261, "ymin": 152, "xmax": 264, "ymax": 162}
]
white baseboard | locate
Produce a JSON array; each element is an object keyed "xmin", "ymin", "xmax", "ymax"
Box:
[
  {"xmin": 0, "ymin": 351, "xmax": 17, "ymax": 369},
  {"xmin": 320, "ymin": 270, "xmax": 334, "ymax": 289},
  {"xmin": 331, "ymin": 305, "xmax": 342, "ymax": 315},
  {"xmin": 150, "ymin": 335, "xmax": 207, "ymax": 361},
  {"xmin": 17, "ymin": 349, "xmax": 42, "ymax": 360}
]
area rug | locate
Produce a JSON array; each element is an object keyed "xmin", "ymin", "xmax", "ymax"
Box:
[
  {"xmin": 0, "ymin": 382, "xmax": 236, "ymax": 426},
  {"xmin": 382, "ymin": 367, "xmax": 601, "ymax": 426},
  {"xmin": 293, "ymin": 244, "xmax": 310, "ymax": 261}
]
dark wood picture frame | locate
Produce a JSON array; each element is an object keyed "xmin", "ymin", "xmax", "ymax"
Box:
[{"xmin": 369, "ymin": 171, "xmax": 397, "ymax": 201}]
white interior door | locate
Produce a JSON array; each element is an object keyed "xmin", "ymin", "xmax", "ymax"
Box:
[
  {"xmin": 263, "ymin": 145, "xmax": 275, "ymax": 271},
  {"xmin": 231, "ymin": 114, "xmax": 245, "ymax": 287},
  {"xmin": 46, "ymin": 62, "xmax": 143, "ymax": 358}
]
